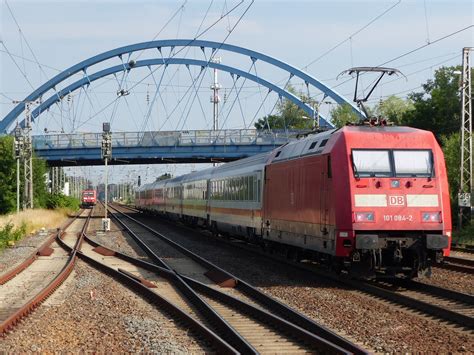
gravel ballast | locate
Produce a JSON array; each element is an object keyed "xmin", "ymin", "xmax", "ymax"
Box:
[
  {"xmin": 0, "ymin": 229, "xmax": 55, "ymax": 275},
  {"xmin": 0, "ymin": 261, "xmax": 207, "ymax": 353}
]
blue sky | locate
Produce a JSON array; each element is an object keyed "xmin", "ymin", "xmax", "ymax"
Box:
[{"xmin": 0, "ymin": 0, "xmax": 472, "ymax": 184}]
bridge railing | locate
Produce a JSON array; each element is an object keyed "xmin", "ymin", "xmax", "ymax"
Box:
[{"xmin": 32, "ymin": 129, "xmax": 303, "ymax": 149}]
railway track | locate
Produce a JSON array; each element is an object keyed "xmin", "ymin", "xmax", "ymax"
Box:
[
  {"xmin": 118, "ymin": 204, "xmax": 474, "ymax": 333},
  {"xmin": 365, "ymin": 278, "xmax": 474, "ymax": 327},
  {"xmin": 437, "ymin": 256, "xmax": 474, "ymax": 275},
  {"xmin": 107, "ymin": 203, "xmax": 366, "ymax": 354},
  {"xmin": 451, "ymin": 245, "xmax": 474, "ymax": 255},
  {"xmin": 0, "ymin": 209, "xmax": 90, "ymax": 334},
  {"xmin": 58, "ymin": 212, "xmax": 233, "ymax": 353}
]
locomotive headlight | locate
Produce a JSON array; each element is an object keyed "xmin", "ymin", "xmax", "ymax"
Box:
[
  {"xmin": 355, "ymin": 212, "xmax": 375, "ymax": 222},
  {"xmin": 390, "ymin": 180, "xmax": 400, "ymax": 188},
  {"xmin": 421, "ymin": 212, "xmax": 442, "ymax": 223}
]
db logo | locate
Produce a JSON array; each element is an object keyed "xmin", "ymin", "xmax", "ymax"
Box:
[{"xmin": 389, "ymin": 196, "xmax": 405, "ymax": 206}]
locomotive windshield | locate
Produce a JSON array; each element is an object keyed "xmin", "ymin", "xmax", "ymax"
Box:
[
  {"xmin": 393, "ymin": 150, "xmax": 433, "ymax": 177},
  {"xmin": 352, "ymin": 149, "xmax": 434, "ymax": 178},
  {"xmin": 352, "ymin": 150, "xmax": 391, "ymax": 177}
]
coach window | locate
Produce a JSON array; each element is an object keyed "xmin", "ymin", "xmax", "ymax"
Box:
[
  {"xmin": 230, "ymin": 179, "xmax": 235, "ymax": 201},
  {"xmin": 248, "ymin": 176, "xmax": 254, "ymax": 201},
  {"xmin": 257, "ymin": 178, "xmax": 261, "ymax": 202},
  {"xmin": 393, "ymin": 150, "xmax": 433, "ymax": 177},
  {"xmin": 352, "ymin": 150, "xmax": 391, "ymax": 177},
  {"xmin": 245, "ymin": 176, "xmax": 249, "ymax": 201}
]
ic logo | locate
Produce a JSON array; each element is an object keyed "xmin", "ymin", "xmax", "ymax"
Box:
[{"xmin": 389, "ymin": 195, "xmax": 405, "ymax": 206}]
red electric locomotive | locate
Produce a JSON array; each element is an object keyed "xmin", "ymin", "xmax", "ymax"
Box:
[
  {"xmin": 136, "ymin": 125, "xmax": 451, "ymax": 278},
  {"xmin": 263, "ymin": 126, "xmax": 451, "ymax": 277},
  {"xmin": 81, "ymin": 189, "xmax": 97, "ymax": 208}
]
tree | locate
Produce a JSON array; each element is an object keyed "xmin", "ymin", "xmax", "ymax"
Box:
[
  {"xmin": 441, "ymin": 133, "xmax": 461, "ymax": 227},
  {"xmin": 402, "ymin": 66, "xmax": 462, "ymax": 139},
  {"xmin": 329, "ymin": 104, "xmax": 361, "ymax": 128},
  {"xmin": 0, "ymin": 135, "xmax": 50, "ymax": 214},
  {"xmin": 0, "ymin": 136, "xmax": 17, "ymax": 214},
  {"xmin": 374, "ymin": 95, "xmax": 414, "ymax": 125},
  {"xmin": 254, "ymin": 85, "xmax": 315, "ymax": 130},
  {"xmin": 33, "ymin": 158, "xmax": 48, "ymax": 208}
]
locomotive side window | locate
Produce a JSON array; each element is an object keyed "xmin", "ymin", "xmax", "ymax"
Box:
[
  {"xmin": 352, "ymin": 150, "xmax": 391, "ymax": 177},
  {"xmin": 393, "ymin": 150, "xmax": 433, "ymax": 177}
]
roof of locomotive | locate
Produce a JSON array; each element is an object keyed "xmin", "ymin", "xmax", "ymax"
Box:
[{"xmin": 269, "ymin": 125, "xmax": 434, "ymax": 163}]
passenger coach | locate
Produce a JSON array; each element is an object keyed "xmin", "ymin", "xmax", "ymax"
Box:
[{"xmin": 136, "ymin": 126, "xmax": 451, "ymax": 278}]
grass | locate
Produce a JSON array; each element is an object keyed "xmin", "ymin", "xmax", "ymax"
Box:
[{"xmin": 0, "ymin": 208, "xmax": 71, "ymax": 250}]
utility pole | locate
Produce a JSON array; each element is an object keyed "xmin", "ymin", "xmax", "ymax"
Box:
[
  {"xmin": 24, "ymin": 102, "xmax": 33, "ymax": 209},
  {"xmin": 13, "ymin": 125, "xmax": 23, "ymax": 213},
  {"xmin": 210, "ymin": 57, "xmax": 221, "ymax": 167},
  {"xmin": 101, "ymin": 122, "xmax": 112, "ymax": 231},
  {"xmin": 210, "ymin": 57, "xmax": 222, "ymax": 133},
  {"xmin": 12, "ymin": 100, "xmax": 36, "ymax": 209},
  {"xmin": 458, "ymin": 47, "xmax": 473, "ymax": 228}
]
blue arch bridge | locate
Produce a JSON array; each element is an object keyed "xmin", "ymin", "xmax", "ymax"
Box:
[{"xmin": 2, "ymin": 39, "xmax": 363, "ymax": 166}]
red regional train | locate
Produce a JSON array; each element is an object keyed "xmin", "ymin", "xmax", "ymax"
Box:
[
  {"xmin": 135, "ymin": 126, "xmax": 452, "ymax": 278},
  {"xmin": 81, "ymin": 189, "xmax": 97, "ymax": 208}
]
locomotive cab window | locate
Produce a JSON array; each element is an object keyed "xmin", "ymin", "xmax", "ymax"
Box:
[
  {"xmin": 352, "ymin": 150, "xmax": 391, "ymax": 177},
  {"xmin": 393, "ymin": 150, "xmax": 433, "ymax": 177}
]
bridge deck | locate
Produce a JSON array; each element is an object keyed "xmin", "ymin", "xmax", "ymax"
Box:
[{"xmin": 33, "ymin": 129, "xmax": 303, "ymax": 166}]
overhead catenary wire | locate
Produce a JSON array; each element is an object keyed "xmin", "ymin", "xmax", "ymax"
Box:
[
  {"xmin": 4, "ymin": 0, "xmax": 48, "ymax": 80},
  {"xmin": 302, "ymin": 0, "xmax": 402, "ymax": 70},
  {"xmin": 1, "ymin": 41, "xmax": 35, "ymax": 90},
  {"xmin": 326, "ymin": 25, "xmax": 474, "ymax": 94}
]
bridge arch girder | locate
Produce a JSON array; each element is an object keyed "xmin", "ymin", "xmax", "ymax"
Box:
[
  {"xmin": 1, "ymin": 39, "xmax": 364, "ymax": 132},
  {"xmin": 33, "ymin": 58, "xmax": 331, "ymax": 127}
]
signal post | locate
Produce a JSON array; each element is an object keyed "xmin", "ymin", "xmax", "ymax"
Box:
[{"xmin": 101, "ymin": 122, "xmax": 112, "ymax": 231}]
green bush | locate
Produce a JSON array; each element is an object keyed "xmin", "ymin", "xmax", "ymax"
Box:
[
  {"xmin": 0, "ymin": 222, "xmax": 26, "ymax": 250},
  {"xmin": 452, "ymin": 223, "xmax": 474, "ymax": 246},
  {"xmin": 46, "ymin": 193, "xmax": 80, "ymax": 210}
]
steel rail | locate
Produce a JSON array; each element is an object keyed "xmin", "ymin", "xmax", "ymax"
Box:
[
  {"xmin": 436, "ymin": 258, "xmax": 474, "ymax": 275},
  {"xmin": 108, "ymin": 203, "xmax": 366, "ymax": 354},
  {"xmin": 0, "ymin": 209, "xmax": 91, "ymax": 335},
  {"xmin": 445, "ymin": 256, "xmax": 474, "ymax": 267},
  {"xmin": 392, "ymin": 279, "xmax": 474, "ymax": 306},
  {"xmin": 451, "ymin": 246, "xmax": 474, "ymax": 255}
]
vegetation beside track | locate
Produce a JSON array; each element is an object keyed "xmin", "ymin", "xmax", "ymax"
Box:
[
  {"xmin": 46, "ymin": 193, "xmax": 80, "ymax": 210},
  {"xmin": 452, "ymin": 223, "xmax": 474, "ymax": 246},
  {"xmin": 0, "ymin": 222, "xmax": 26, "ymax": 250},
  {"xmin": 0, "ymin": 135, "xmax": 80, "ymax": 249},
  {"xmin": 0, "ymin": 208, "xmax": 72, "ymax": 251}
]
